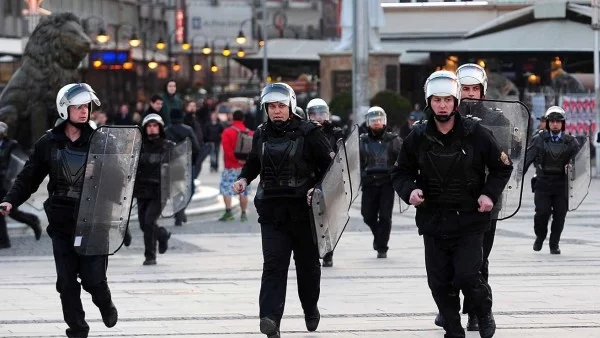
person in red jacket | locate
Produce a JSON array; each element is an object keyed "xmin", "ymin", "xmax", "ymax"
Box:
[{"xmin": 219, "ymin": 110, "xmax": 254, "ymax": 221}]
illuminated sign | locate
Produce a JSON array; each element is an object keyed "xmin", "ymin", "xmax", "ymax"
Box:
[
  {"xmin": 89, "ymin": 50, "xmax": 132, "ymax": 70},
  {"xmin": 176, "ymin": 9, "xmax": 185, "ymax": 44}
]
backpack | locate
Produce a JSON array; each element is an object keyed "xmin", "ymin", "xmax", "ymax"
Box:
[{"xmin": 232, "ymin": 126, "xmax": 253, "ymax": 160}]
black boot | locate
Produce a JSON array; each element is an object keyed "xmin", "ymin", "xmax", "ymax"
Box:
[
  {"xmin": 305, "ymin": 306, "xmax": 320, "ymax": 332},
  {"xmin": 533, "ymin": 238, "xmax": 544, "ymax": 251},
  {"xmin": 28, "ymin": 217, "xmax": 42, "ymax": 240},
  {"xmin": 478, "ymin": 311, "xmax": 496, "ymax": 338},
  {"xmin": 322, "ymin": 252, "xmax": 333, "ymax": 268},
  {"xmin": 259, "ymin": 317, "xmax": 280, "ymax": 338},
  {"xmin": 100, "ymin": 302, "xmax": 118, "ymax": 328},
  {"xmin": 466, "ymin": 313, "xmax": 479, "ymax": 331},
  {"xmin": 158, "ymin": 227, "xmax": 171, "ymax": 254},
  {"xmin": 377, "ymin": 251, "xmax": 387, "ymax": 259},
  {"xmin": 550, "ymin": 244, "xmax": 561, "ymax": 255},
  {"xmin": 434, "ymin": 312, "xmax": 445, "ymax": 327},
  {"xmin": 123, "ymin": 229, "xmax": 132, "ymax": 247}
]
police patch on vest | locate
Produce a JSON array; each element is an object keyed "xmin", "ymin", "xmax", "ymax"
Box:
[{"xmin": 500, "ymin": 152, "xmax": 510, "ymax": 165}]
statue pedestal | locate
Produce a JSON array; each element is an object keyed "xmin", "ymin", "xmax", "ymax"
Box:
[{"xmin": 318, "ymin": 52, "xmax": 400, "ymax": 103}]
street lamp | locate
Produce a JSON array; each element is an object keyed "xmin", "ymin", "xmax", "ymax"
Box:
[
  {"xmin": 148, "ymin": 58, "xmax": 158, "ymax": 70},
  {"xmin": 222, "ymin": 44, "xmax": 231, "ymax": 57},
  {"xmin": 237, "ymin": 48, "xmax": 245, "ymax": 58},
  {"xmin": 156, "ymin": 38, "xmax": 166, "ymax": 50},
  {"xmin": 236, "ymin": 30, "xmax": 247, "ymax": 45},
  {"xmin": 202, "ymin": 43, "xmax": 211, "ymax": 55},
  {"xmin": 96, "ymin": 28, "xmax": 109, "ymax": 44}
]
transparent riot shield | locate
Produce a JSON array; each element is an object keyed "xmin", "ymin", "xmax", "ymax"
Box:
[
  {"xmin": 311, "ymin": 139, "xmax": 352, "ymax": 258},
  {"xmin": 3, "ymin": 149, "xmax": 26, "ymax": 192},
  {"xmin": 459, "ymin": 99, "xmax": 530, "ymax": 220},
  {"xmin": 399, "ymin": 198, "xmax": 409, "ymax": 214},
  {"xmin": 2, "ymin": 148, "xmax": 45, "ymax": 211},
  {"xmin": 567, "ymin": 140, "xmax": 591, "ymax": 211},
  {"xmin": 74, "ymin": 126, "xmax": 142, "ymax": 255},
  {"xmin": 161, "ymin": 138, "xmax": 193, "ymax": 218},
  {"xmin": 344, "ymin": 124, "xmax": 361, "ymax": 206}
]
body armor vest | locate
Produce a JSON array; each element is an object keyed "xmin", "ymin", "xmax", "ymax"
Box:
[
  {"xmin": 415, "ymin": 121, "xmax": 482, "ymax": 211},
  {"xmin": 362, "ymin": 135, "xmax": 391, "ymax": 175},
  {"xmin": 50, "ymin": 144, "xmax": 87, "ymax": 202},
  {"xmin": 258, "ymin": 131, "xmax": 314, "ymax": 199},
  {"xmin": 541, "ymin": 140, "xmax": 570, "ymax": 175},
  {"xmin": 137, "ymin": 141, "xmax": 165, "ymax": 185}
]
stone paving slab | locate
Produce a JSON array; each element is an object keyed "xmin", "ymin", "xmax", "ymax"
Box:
[{"xmin": 0, "ymin": 224, "xmax": 598, "ymax": 338}]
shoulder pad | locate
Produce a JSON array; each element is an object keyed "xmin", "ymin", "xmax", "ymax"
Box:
[
  {"xmin": 413, "ymin": 119, "xmax": 427, "ymax": 126},
  {"xmin": 384, "ymin": 131, "xmax": 399, "ymax": 140},
  {"xmin": 412, "ymin": 120, "xmax": 428, "ymax": 133},
  {"xmin": 359, "ymin": 133, "xmax": 369, "ymax": 140},
  {"xmin": 298, "ymin": 120, "xmax": 319, "ymax": 135}
]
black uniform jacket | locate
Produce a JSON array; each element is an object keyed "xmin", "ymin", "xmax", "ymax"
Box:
[{"xmin": 391, "ymin": 113, "xmax": 513, "ymax": 237}]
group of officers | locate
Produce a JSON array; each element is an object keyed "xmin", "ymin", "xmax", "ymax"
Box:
[{"xmin": 0, "ymin": 62, "xmax": 586, "ymax": 338}]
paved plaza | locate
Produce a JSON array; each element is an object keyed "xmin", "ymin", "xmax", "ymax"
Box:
[{"xmin": 0, "ymin": 169, "xmax": 599, "ymax": 337}]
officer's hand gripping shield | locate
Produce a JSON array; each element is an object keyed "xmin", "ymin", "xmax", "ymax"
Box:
[
  {"xmin": 74, "ymin": 126, "xmax": 142, "ymax": 255},
  {"xmin": 567, "ymin": 139, "xmax": 591, "ymax": 211},
  {"xmin": 161, "ymin": 138, "xmax": 193, "ymax": 218},
  {"xmin": 459, "ymin": 98, "xmax": 530, "ymax": 220},
  {"xmin": 310, "ymin": 138, "xmax": 354, "ymax": 258}
]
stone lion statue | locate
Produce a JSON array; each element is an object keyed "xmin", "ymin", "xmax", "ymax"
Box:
[{"xmin": 0, "ymin": 13, "xmax": 91, "ymax": 149}]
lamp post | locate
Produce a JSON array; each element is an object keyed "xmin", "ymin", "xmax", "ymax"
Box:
[
  {"xmin": 84, "ymin": 15, "xmax": 109, "ymax": 44},
  {"xmin": 593, "ymin": 0, "xmax": 600, "ymax": 176},
  {"xmin": 188, "ymin": 34, "xmax": 208, "ymax": 88},
  {"xmin": 261, "ymin": 0, "xmax": 268, "ymax": 85}
]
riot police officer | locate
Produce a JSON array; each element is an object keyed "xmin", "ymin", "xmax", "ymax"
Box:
[
  {"xmin": 360, "ymin": 106, "xmax": 402, "ymax": 259},
  {"xmin": 391, "ymin": 71, "xmax": 513, "ymax": 338},
  {"xmin": 232, "ymin": 83, "xmax": 333, "ymax": 338},
  {"xmin": 0, "ymin": 83, "xmax": 118, "ymax": 338},
  {"xmin": 133, "ymin": 113, "xmax": 174, "ymax": 265},
  {"xmin": 306, "ymin": 98, "xmax": 345, "ymax": 267},
  {"xmin": 524, "ymin": 106, "xmax": 579, "ymax": 254},
  {"xmin": 0, "ymin": 122, "xmax": 42, "ymax": 248},
  {"xmin": 454, "ymin": 63, "xmax": 509, "ymax": 331}
]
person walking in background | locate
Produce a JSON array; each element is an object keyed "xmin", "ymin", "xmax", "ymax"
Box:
[
  {"xmin": 204, "ymin": 111, "xmax": 225, "ymax": 172},
  {"xmin": 218, "ymin": 111, "xmax": 254, "ymax": 222},
  {"xmin": 160, "ymin": 80, "xmax": 183, "ymax": 126}
]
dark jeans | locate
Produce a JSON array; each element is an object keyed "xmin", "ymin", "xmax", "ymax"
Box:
[
  {"xmin": 51, "ymin": 232, "xmax": 112, "ymax": 338},
  {"xmin": 361, "ymin": 184, "xmax": 395, "ymax": 252},
  {"xmin": 424, "ymin": 233, "xmax": 492, "ymax": 338},
  {"xmin": 534, "ymin": 187, "xmax": 568, "ymax": 248},
  {"xmin": 137, "ymin": 198, "xmax": 163, "ymax": 260},
  {"xmin": 208, "ymin": 142, "xmax": 220, "ymax": 171},
  {"xmin": 258, "ymin": 207, "xmax": 321, "ymax": 325}
]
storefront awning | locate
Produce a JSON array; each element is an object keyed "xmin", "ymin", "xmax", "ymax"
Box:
[
  {"xmin": 409, "ymin": 20, "xmax": 595, "ymax": 53},
  {"xmin": 241, "ymin": 38, "xmax": 438, "ymax": 66}
]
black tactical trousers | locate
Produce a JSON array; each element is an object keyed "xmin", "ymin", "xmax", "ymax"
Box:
[
  {"xmin": 463, "ymin": 219, "xmax": 496, "ymax": 313},
  {"xmin": 534, "ymin": 186, "xmax": 567, "ymax": 248},
  {"xmin": 258, "ymin": 214, "xmax": 321, "ymax": 325},
  {"xmin": 137, "ymin": 198, "xmax": 163, "ymax": 260},
  {"xmin": 9, "ymin": 208, "xmax": 39, "ymax": 226},
  {"xmin": 361, "ymin": 184, "xmax": 395, "ymax": 252},
  {"xmin": 51, "ymin": 232, "xmax": 112, "ymax": 338},
  {"xmin": 0, "ymin": 214, "xmax": 8, "ymax": 246},
  {"xmin": 424, "ymin": 233, "xmax": 492, "ymax": 338}
]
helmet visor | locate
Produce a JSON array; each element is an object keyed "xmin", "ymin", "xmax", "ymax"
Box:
[
  {"xmin": 60, "ymin": 83, "xmax": 101, "ymax": 108},
  {"xmin": 307, "ymin": 105, "xmax": 329, "ymax": 120},
  {"xmin": 261, "ymin": 83, "xmax": 291, "ymax": 107},
  {"xmin": 367, "ymin": 114, "xmax": 387, "ymax": 127}
]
